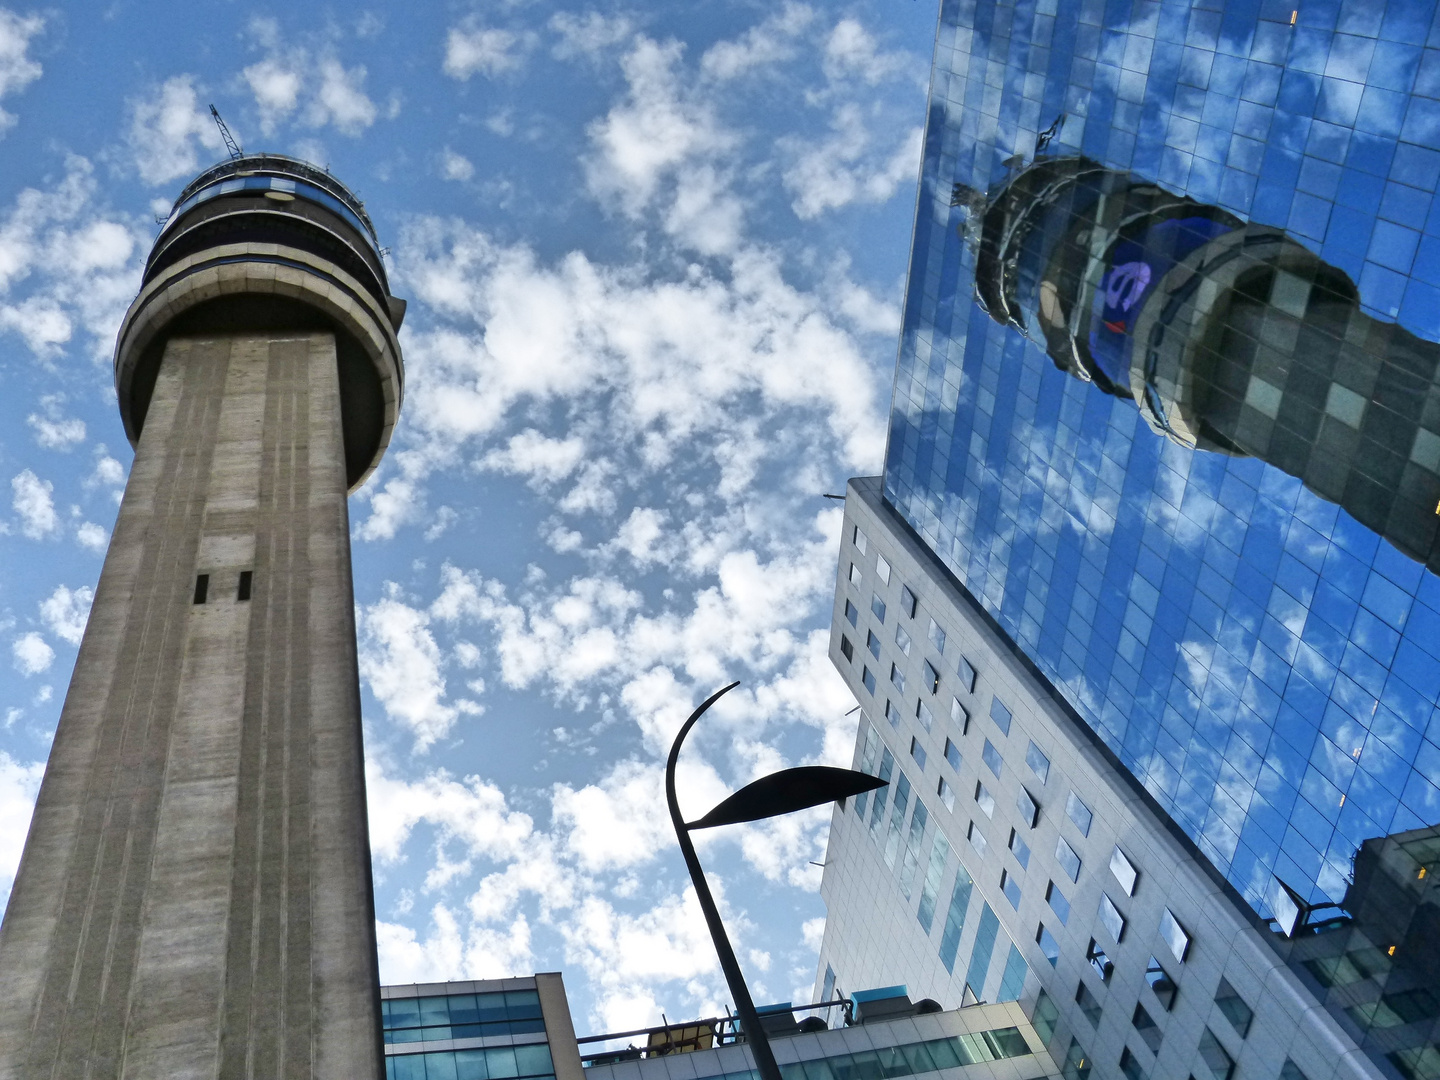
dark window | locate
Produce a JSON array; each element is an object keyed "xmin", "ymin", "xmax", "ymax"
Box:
[
  {"xmin": 890, "ymin": 663, "xmax": 905, "ymax": 692},
  {"xmin": 885, "ymin": 699, "xmax": 900, "ymax": 727},
  {"xmin": 923, "ymin": 659, "xmax": 940, "ymax": 693},
  {"xmin": 851, "ymin": 526, "xmax": 867, "ymax": 555},
  {"xmin": 916, "ymin": 699, "xmax": 933, "ymax": 730},
  {"xmin": 1065, "ymin": 791, "xmax": 1093, "ymax": 836},
  {"xmin": 899, "ymin": 584, "xmax": 917, "ymax": 617},
  {"xmin": 1016, "ymin": 787, "xmax": 1039, "ymax": 828},
  {"xmin": 1009, "ymin": 828, "xmax": 1031, "ymax": 868},
  {"xmin": 1145, "ymin": 957, "xmax": 1177, "ymax": 1010},
  {"xmin": 895, "ymin": 623, "xmax": 912, "ymax": 656},
  {"xmin": 1196, "ymin": 1028, "xmax": 1234, "ymax": 1080},
  {"xmin": 1098, "ymin": 892, "xmax": 1126, "ymax": 943},
  {"xmin": 952, "ymin": 697, "xmax": 970, "ymax": 733},
  {"xmin": 990, "ymin": 697, "xmax": 1012, "ymax": 735},
  {"xmin": 849, "ymin": 562, "xmax": 862, "ymax": 586},
  {"xmin": 937, "ymin": 777, "xmax": 955, "ymax": 811},
  {"xmin": 1214, "ymin": 977, "xmax": 1252, "ymax": 1038},
  {"xmin": 867, "ymin": 629, "xmax": 881, "ymax": 659},
  {"xmin": 871, "ymin": 593, "xmax": 886, "ymax": 622},
  {"xmin": 237, "ymin": 570, "xmax": 253, "ymax": 601},
  {"xmin": 944, "ymin": 738, "xmax": 961, "ymax": 770},
  {"xmin": 193, "ymin": 574, "xmax": 209, "ymax": 604},
  {"xmin": 958, "ymin": 657, "xmax": 977, "ymax": 692},
  {"xmin": 1033, "ymin": 989, "xmax": 1059, "ymax": 1045},
  {"xmin": 910, "ymin": 737, "xmax": 927, "ymax": 770},
  {"xmin": 982, "ymin": 739, "xmax": 1002, "ymax": 777},
  {"xmin": 1026, "ymin": 740, "xmax": 1050, "ymax": 783},
  {"xmin": 1074, "ymin": 981, "xmax": 1102, "ymax": 1027},
  {"xmin": 1061, "ymin": 1038, "xmax": 1090, "ymax": 1080},
  {"xmin": 967, "ymin": 819, "xmax": 988, "ymax": 855},
  {"xmin": 1279, "ymin": 1061, "xmax": 1310, "ymax": 1080},
  {"xmin": 861, "ymin": 667, "xmax": 876, "ymax": 694},
  {"xmin": 1047, "ymin": 881, "xmax": 1070, "ymax": 924},
  {"xmin": 1056, "ymin": 837, "xmax": 1082, "ymax": 882},
  {"xmin": 1131, "ymin": 1003, "xmax": 1161, "ymax": 1054},
  {"xmin": 1086, "ymin": 938, "xmax": 1113, "ymax": 982},
  {"xmin": 974, "ymin": 781, "xmax": 995, "ymax": 818},
  {"xmin": 1001, "ymin": 869, "xmax": 1021, "ymax": 909},
  {"xmin": 844, "ymin": 598, "xmax": 858, "ymax": 627},
  {"xmin": 927, "ymin": 618, "xmax": 946, "ymax": 653},
  {"xmin": 840, "ymin": 635, "xmax": 854, "ymax": 661},
  {"xmin": 1037, "ymin": 924, "xmax": 1061, "ymax": 967},
  {"xmin": 1118, "ymin": 1046, "xmax": 1146, "ymax": 1080}
]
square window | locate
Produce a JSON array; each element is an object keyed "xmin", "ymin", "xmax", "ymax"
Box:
[
  {"xmin": 974, "ymin": 782, "xmax": 996, "ymax": 818},
  {"xmin": 937, "ymin": 777, "xmax": 955, "ymax": 812},
  {"xmin": 1056, "ymin": 837, "xmax": 1082, "ymax": 882},
  {"xmin": 876, "ymin": 554, "xmax": 891, "ymax": 585},
  {"xmin": 1009, "ymin": 828, "xmax": 1031, "ymax": 868},
  {"xmin": 840, "ymin": 635, "xmax": 854, "ymax": 662},
  {"xmin": 1061, "ymin": 1038, "xmax": 1090, "ymax": 1080},
  {"xmin": 1197, "ymin": 1028, "xmax": 1235, "ymax": 1080},
  {"xmin": 1016, "ymin": 787, "xmax": 1039, "ymax": 828},
  {"xmin": 928, "ymin": 618, "xmax": 946, "ymax": 653},
  {"xmin": 1037, "ymin": 924, "xmax": 1061, "ymax": 967},
  {"xmin": 885, "ymin": 699, "xmax": 900, "ymax": 727},
  {"xmin": 861, "ymin": 667, "xmax": 876, "ymax": 695},
  {"xmin": 899, "ymin": 584, "xmax": 917, "ymax": 618},
  {"xmin": 1026, "ymin": 741, "xmax": 1050, "ymax": 783},
  {"xmin": 895, "ymin": 623, "xmax": 912, "ymax": 656},
  {"xmin": 1098, "ymin": 893, "xmax": 1126, "ymax": 943},
  {"xmin": 1001, "ymin": 869, "xmax": 1022, "ymax": 909},
  {"xmin": 958, "ymin": 657, "xmax": 977, "ymax": 692},
  {"xmin": 1214, "ymin": 977, "xmax": 1253, "ymax": 1038},
  {"xmin": 852, "ymin": 525, "xmax": 867, "ymax": 555},
  {"xmin": 866, "ymin": 630, "xmax": 881, "ymax": 659},
  {"xmin": 890, "ymin": 663, "xmax": 905, "ymax": 692},
  {"xmin": 849, "ymin": 562, "xmax": 862, "ymax": 586},
  {"xmin": 916, "ymin": 699, "xmax": 933, "ymax": 731},
  {"xmin": 990, "ymin": 697, "xmax": 1012, "ymax": 735},
  {"xmin": 871, "ymin": 593, "xmax": 887, "ymax": 622},
  {"xmin": 1160, "ymin": 909, "xmax": 1191, "ymax": 963},
  {"xmin": 923, "ymin": 659, "xmax": 940, "ymax": 694},
  {"xmin": 968, "ymin": 819, "xmax": 989, "ymax": 856},
  {"xmin": 1131, "ymin": 1003, "xmax": 1161, "ymax": 1055},
  {"xmin": 1075, "ymin": 980, "xmax": 1102, "ymax": 1027},
  {"xmin": 951, "ymin": 698, "xmax": 970, "ymax": 733},
  {"xmin": 1118, "ymin": 1046, "xmax": 1146, "ymax": 1080},
  {"xmin": 982, "ymin": 739, "xmax": 1003, "ymax": 777},
  {"xmin": 1065, "ymin": 791, "xmax": 1094, "ymax": 837},
  {"xmin": 910, "ymin": 737, "xmax": 927, "ymax": 770},
  {"xmin": 944, "ymin": 738, "xmax": 961, "ymax": 770},
  {"xmin": 1146, "ymin": 957, "xmax": 1177, "ymax": 1010},
  {"xmin": 1086, "ymin": 939, "xmax": 1113, "ymax": 982},
  {"xmin": 1110, "ymin": 846, "xmax": 1139, "ymax": 895},
  {"xmin": 1047, "ymin": 881, "xmax": 1071, "ymax": 924},
  {"xmin": 844, "ymin": 599, "xmax": 858, "ymax": 627}
]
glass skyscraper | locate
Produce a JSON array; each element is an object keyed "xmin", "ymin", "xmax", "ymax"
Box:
[{"xmin": 883, "ymin": 0, "xmax": 1440, "ymax": 925}]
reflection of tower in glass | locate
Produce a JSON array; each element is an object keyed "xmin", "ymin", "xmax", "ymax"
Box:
[{"xmin": 971, "ymin": 156, "xmax": 1440, "ymax": 573}]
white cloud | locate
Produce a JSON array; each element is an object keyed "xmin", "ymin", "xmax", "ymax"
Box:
[
  {"xmin": 781, "ymin": 105, "xmax": 922, "ymax": 219},
  {"xmin": 311, "ymin": 57, "xmax": 378, "ymax": 135},
  {"xmin": 12, "ymin": 632, "xmax": 52, "ymax": 675},
  {"xmin": 0, "ymin": 8, "xmax": 42, "ymax": 135},
  {"xmin": 0, "ymin": 749, "xmax": 44, "ymax": 909},
  {"xmin": 699, "ymin": 3, "xmax": 814, "ymax": 81},
  {"xmin": 86, "ymin": 447, "xmax": 125, "ymax": 488},
  {"xmin": 75, "ymin": 522, "xmax": 107, "ymax": 552},
  {"xmin": 440, "ymin": 148, "xmax": 475, "ymax": 182},
  {"xmin": 358, "ymin": 586, "xmax": 481, "ymax": 750},
  {"xmin": 11, "ymin": 469, "xmax": 56, "ymax": 539},
  {"xmin": 550, "ymin": 11, "xmax": 635, "ymax": 61},
  {"xmin": 480, "ymin": 429, "xmax": 586, "ymax": 488},
  {"xmin": 444, "ymin": 22, "xmax": 534, "ymax": 80},
  {"xmin": 26, "ymin": 395, "xmax": 85, "ymax": 450},
  {"xmin": 821, "ymin": 18, "xmax": 911, "ymax": 85},
  {"xmin": 126, "ymin": 75, "xmax": 225, "ymax": 186},
  {"xmin": 39, "ymin": 584, "xmax": 92, "ymax": 646},
  {"xmin": 243, "ymin": 56, "xmax": 302, "ymax": 132},
  {"xmin": 241, "ymin": 24, "xmax": 380, "ymax": 138}
]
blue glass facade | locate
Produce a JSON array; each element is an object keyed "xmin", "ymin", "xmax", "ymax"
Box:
[{"xmin": 884, "ymin": 0, "xmax": 1440, "ymax": 918}]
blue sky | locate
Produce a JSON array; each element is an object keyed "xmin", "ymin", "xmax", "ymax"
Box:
[{"xmin": 0, "ymin": 0, "xmax": 934, "ymax": 1035}]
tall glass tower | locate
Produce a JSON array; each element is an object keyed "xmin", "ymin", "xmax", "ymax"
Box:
[{"xmin": 0, "ymin": 155, "xmax": 404, "ymax": 1078}]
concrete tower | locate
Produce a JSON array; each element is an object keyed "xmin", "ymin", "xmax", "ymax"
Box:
[{"xmin": 0, "ymin": 155, "xmax": 405, "ymax": 1079}]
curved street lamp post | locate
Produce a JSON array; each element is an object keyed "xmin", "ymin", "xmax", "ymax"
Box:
[{"xmin": 665, "ymin": 683, "xmax": 888, "ymax": 1080}]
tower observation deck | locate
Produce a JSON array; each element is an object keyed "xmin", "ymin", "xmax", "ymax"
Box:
[{"xmin": 0, "ymin": 155, "xmax": 405, "ymax": 1078}]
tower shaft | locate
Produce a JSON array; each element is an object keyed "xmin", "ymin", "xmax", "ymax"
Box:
[{"xmin": 0, "ymin": 331, "xmax": 381, "ymax": 1079}]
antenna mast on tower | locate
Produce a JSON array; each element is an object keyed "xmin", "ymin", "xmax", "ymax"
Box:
[{"xmin": 209, "ymin": 104, "xmax": 244, "ymax": 160}]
